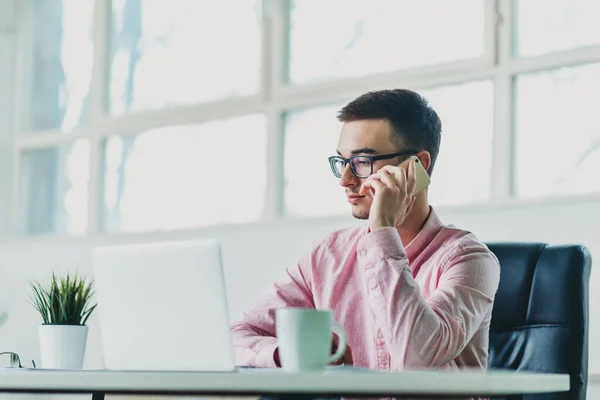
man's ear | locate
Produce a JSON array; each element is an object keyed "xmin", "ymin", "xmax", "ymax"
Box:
[{"xmin": 416, "ymin": 151, "xmax": 432, "ymax": 174}]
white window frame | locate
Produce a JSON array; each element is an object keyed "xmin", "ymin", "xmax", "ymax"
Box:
[
  {"xmin": 0, "ymin": 0, "xmax": 16, "ymax": 237},
  {"xmin": 8, "ymin": 0, "xmax": 600, "ymax": 238}
]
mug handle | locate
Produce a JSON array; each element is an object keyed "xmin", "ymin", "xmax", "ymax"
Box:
[{"xmin": 328, "ymin": 322, "xmax": 347, "ymax": 364}]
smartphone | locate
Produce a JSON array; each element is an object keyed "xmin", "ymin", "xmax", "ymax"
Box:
[{"xmin": 398, "ymin": 155, "xmax": 431, "ymax": 193}]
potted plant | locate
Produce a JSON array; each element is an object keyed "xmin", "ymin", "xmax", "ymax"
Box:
[{"xmin": 29, "ymin": 272, "xmax": 97, "ymax": 369}]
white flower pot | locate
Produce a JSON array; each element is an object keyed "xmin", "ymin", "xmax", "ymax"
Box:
[{"xmin": 39, "ymin": 325, "xmax": 88, "ymax": 369}]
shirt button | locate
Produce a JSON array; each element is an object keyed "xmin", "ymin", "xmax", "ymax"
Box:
[
  {"xmin": 360, "ymin": 249, "xmax": 367, "ymax": 257},
  {"xmin": 377, "ymin": 331, "xmax": 384, "ymax": 339}
]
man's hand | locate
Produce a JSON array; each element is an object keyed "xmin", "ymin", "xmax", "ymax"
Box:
[
  {"xmin": 274, "ymin": 338, "xmax": 353, "ymax": 368},
  {"xmin": 359, "ymin": 158, "xmax": 417, "ymax": 231},
  {"xmin": 329, "ymin": 333, "xmax": 353, "ymax": 366}
]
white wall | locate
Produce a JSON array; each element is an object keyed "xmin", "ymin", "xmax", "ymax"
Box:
[{"xmin": 1, "ymin": 198, "xmax": 600, "ymax": 399}]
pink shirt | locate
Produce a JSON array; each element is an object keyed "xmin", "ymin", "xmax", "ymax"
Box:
[{"xmin": 231, "ymin": 208, "xmax": 500, "ymax": 371}]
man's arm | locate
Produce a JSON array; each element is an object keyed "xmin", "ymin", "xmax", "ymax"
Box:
[
  {"xmin": 230, "ymin": 253, "xmax": 315, "ymax": 367},
  {"xmin": 357, "ymin": 228, "xmax": 500, "ymax": 369}
]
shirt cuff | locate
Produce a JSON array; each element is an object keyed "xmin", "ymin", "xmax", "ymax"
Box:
[
  {"xmin": 253, "ymin": 341, "xmax": 280, "ymax": 368},
  {"xmin": 357, "ymin": 227, "xmax": 407, "ymax": 266}
]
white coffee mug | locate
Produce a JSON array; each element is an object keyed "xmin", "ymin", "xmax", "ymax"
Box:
[{"xmin": 275, "ymin": 308, "xmax": 347, "ymax": 371}]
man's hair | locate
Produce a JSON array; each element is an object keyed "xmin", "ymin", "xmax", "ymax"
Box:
[{"xmin": 337, "ymin": 89, "xmax": 442, "ymax": 175}]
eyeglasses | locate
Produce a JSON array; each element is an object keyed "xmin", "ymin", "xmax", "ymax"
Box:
[
  {"xmin": 0, "ymin": 352, "xmax": 36, "ymax": 369},
  {"xmin": 328, "ymin": 150, "xmax": 419, "ymax": 179}
]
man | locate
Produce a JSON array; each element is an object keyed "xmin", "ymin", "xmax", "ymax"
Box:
[{"xmin": 231, "ymin": 89, "xmax": 500, "ymax": 372}]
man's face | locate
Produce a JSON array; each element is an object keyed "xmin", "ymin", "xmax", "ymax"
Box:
[{"xmin": 335, "ymin": 119, "xmax": 404, "ymax": 220}]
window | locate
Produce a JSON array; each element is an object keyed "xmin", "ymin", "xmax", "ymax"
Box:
[
  {"xmin": 19, "ymin": 140, "xmax": 90, "ymax": 235},
  {"xmin": 288, "ymin": 0, "xmax": 486, "ymax": 85},
  {"xmin": 283, "ymin": 104, "xmax": 345, "ymax": 217},
  {"xmin": 515, "ymin": 63, "xmax": 600, "ymax": 198},
  {"xmin": 27, "ymin": 0, "xmax": 95, "ymax": 132},
  {"xmin": 8, "ymin": 1, "xmax": 600, "ymax": 237},
  {"xmin": 420, "ymin": 80, "xmax": 494, "ymax": 206},
  {"xmin": 109, "ymin": 0, "xmax": 262, "ymax": 114},
  {"xmin": 102, "ymin": 114, "xmax": 267, "ymax": 233},
  {"xmin": 514, "ymin": 0, "xmax": 600, "ymax": 57}
]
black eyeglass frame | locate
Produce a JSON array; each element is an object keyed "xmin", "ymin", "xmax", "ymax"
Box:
[
  {"xmin": 0, "ymin": 351, "xmax": 36, "ymax": 368},
  {"xmin": 328, "ymin": 150, "xmax": 420, "ymax": 178}
]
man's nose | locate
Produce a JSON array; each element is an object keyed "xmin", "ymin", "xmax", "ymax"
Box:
[{"xmin": 339, "ymin": 163, "xmax": 359, "ymax": 187}]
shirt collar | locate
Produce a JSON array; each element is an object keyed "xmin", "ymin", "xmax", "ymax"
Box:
[
  {"xmin": 405, "ymin": 206, "xmax": 444, "ymax": 262},
  {"xmin": 361, "ymin": 206, "xmax": 444, "ymax": 261}
]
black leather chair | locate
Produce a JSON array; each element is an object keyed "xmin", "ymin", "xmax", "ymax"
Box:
[{"xmin": 486, "ymin": 243, "xmax": 591, "ymax": 400}]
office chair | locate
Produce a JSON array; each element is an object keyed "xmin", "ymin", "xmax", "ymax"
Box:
[{"xmin": 486, "ymin": 243, "xmax": 591, "ymax": 400}]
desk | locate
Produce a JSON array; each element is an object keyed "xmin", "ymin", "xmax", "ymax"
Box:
[{"xmin": 0, "ymin": 368, "xmax": 569, "ymax": 398}]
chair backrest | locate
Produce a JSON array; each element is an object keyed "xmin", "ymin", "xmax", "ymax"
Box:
[{"xmin": 486, "ymin": 243, "xmax": 591, "ymax": 400}]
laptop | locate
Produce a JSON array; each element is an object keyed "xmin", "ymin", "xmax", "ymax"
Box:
[{"xmin": 91, "ymin": 238, "xmax": 236, "ymax": 371}]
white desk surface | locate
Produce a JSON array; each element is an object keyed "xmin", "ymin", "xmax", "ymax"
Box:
[{"xmin": 0, "ymin": 368, "xmax": 569, "ymax": 397}]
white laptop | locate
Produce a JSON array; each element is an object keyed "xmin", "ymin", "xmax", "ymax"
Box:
[{"xmin": 91, "ymin": 238, "xmax": 236, "ymax": 371}]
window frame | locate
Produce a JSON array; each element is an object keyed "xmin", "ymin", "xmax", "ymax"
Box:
[{"xmin": 8, "ymin": 0, "xmax": 600, "ymax": 237}]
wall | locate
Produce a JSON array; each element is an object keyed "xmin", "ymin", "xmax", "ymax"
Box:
[{"xmin": 1, "ymin": 198, "xmax": 600, "ymax": 399}]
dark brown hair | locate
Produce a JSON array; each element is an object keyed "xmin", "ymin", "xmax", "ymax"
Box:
[{"xmin": 338, "ymin": 89, "xmax": 442, "ymax": 174}]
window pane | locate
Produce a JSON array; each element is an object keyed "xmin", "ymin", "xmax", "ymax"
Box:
[
  {"xmin": 28, "ymin": 0, "xmax": 94, "ymax": 131},
  {"xmin": 284, "ymin": 104, "xmax": 346, "ymax": 217},
  {"xmin": 515, "ymin": 0, "xmax": 600, "ymax": 57},
  {"xmin": 515, "ymin": 64, "xmax": 600, "ymax": 198},
  {"xmin": 19, "ymin": 141, "xmax": 90, "ymax": 235},
  {"xmin": 288, "ymin": 0, "xmax": 485, "ymax": 85},
  {"xmin": 102, "ymin": 114, "xmax": 267, "ymax": 232},
  {"xmin": 420, "ymin": 80, "xmax": 494, "ymax": 206},
  {"xmin": 110, "ymin": 0, "xmax": 261, "ymax": 114}
]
